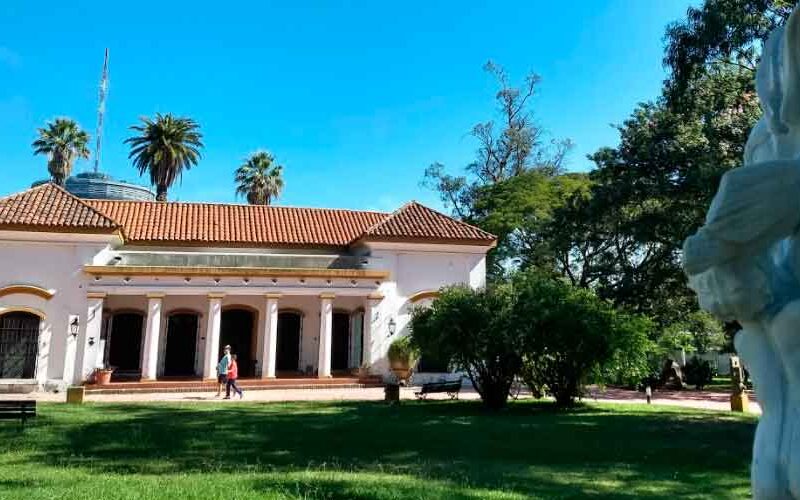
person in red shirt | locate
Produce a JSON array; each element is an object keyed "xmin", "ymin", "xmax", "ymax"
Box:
[{"xmin": 224, "ymin": 354, "xmax": 244, "ymax": 400}]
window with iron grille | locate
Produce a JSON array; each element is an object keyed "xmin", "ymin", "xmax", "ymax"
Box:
[{"xmin": 0, "ymin": 312, "xmax": 40, "ymax": 379}]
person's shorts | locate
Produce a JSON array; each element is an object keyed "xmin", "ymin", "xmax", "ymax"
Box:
[{"xmin": 218, "ymin": 374, "xmax": 228, "ymax": 384}]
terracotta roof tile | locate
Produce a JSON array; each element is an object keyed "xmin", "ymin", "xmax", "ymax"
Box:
[
  {"xmin": 0, "ymin": 184, "xmax": 495, "ymax": 247},
  {"xmin": 0, "ymin": 183, "xmax": 119, "ymax": 232},
  {"xmin": 85, "ymin": 199, "xmax": 387, "ymax": 247},
  {"xmin": 359, "ymin": 201, "xmax": 496, "ymax": 244}
]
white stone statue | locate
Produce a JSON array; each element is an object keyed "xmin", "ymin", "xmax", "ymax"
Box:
[{"xmin": 683, "ymin": 6, "xmax": 800, "ymax": 499}]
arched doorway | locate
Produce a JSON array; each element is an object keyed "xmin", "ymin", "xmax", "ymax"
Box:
[
  {"xmin": 164, "ymin": 313, "xmax": 199, "ymax": 376},
  {"xmin": 107, "ymin": 312, "xmax": 143, "ymax": 376},
  {"xmin": 220, "ymin": 309, "xmax": 255, "ymax": 377},
  {"xmin": 276, "ymin": 311, "xmax": 301, "ymax": 373},
  {"xmin": 331, "ymin": 312, "xmax": 350, "ymax": 372},
  {"xmin": 0, "ymin": 311, "xmax": 40, "ymax": 379}
]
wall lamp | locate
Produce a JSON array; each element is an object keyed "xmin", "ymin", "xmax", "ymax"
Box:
[
  {"xmin": 69, "ymin": 317, "xmax": 79, "ymax": 338},
  {"xmin": 388, "ymin": 318, "xmax": 396, "ymax": 336}
]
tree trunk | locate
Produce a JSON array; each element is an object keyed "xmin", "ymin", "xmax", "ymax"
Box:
[{"xmin": 156, "ymin": 184, "xmax": 168, "ymax": 202}]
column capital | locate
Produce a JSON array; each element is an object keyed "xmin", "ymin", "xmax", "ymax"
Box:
[
  {"xmin": 146, "ymin": 292, "xmax": 165, "ymax": 299},
  {"xmin": 86, "ymin": 292, "xmax": 107, "ymax": 299},
  {"xmin": 319, "ymin": 292, "xmax": 336, "ymax": 300},
  {"xmin": 264, "ymin": 293, "xmax": 282, "ymax": 299},
  {"xmin": 207, "ymin": 292, "xmax": 226, "ymax": 299},
  {"xmin": 367, "ymin": 292, "xmax": 384, "ymax": 301}
]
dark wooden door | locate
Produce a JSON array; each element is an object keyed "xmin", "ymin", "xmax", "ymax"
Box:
[
  {"xmin": 331, "ymin": 312, "xmax": 350, "ymax": 371},
  {"xmin": 108, "ymin": 313, "xmax": 143, "ymax": 372},
  {"xmin": 0, "ymin": 312, "xmax": 39, "ymax": 378},
  {"xmin": 276, "ymin": 312, "xmax": 301, "ymax": 372},
  {"xmin": 220, "ymin": 309, "xmax": 255, "ymax": 377},
  {"xmin": 164, "ymin": 314, "xmax": 198, "ymax": 376}
]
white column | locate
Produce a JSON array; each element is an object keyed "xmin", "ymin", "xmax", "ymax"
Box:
[
  {"xmin": 74, "ymin": 293, "xmax": 105, "ymax": 384},
  {"xmin": 63, "ymin": 315, "xmax": 79, "ymax": 384},
  {"xmin": 261, "ymin": 293, "xmax": 280, "ymax": 378},
  {"xmin": 363, "ymin": 293, "xmax": 383, "ymax": 371},
  {"xmin": 202, "ymin": 293, "xmax": 224, "ymax": 379},
  {"xmin": 317, "ymin": 293, "xmax": 334, "ymax": 378},
  {"xmin": 141, "ymin": 293, "xmax": 164, "ymax": 380}
]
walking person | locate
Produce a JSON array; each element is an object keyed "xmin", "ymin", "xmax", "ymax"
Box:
[
  {"xmin": 225, "ymin": 353, "xmax": 244, "ymax": 400},
  {"xmin": 215, "ymin": 345, "xmax": 232, "ymax": 397}
]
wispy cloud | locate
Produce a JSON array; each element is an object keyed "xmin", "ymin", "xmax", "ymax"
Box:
[{"xmin": 0, "ymin": 47, "xmax": 20, "ymax": 67}]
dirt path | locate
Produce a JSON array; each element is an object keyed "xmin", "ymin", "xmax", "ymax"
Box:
[{"xmin": 0, "ymin": 385, "xmax": 763, "ymax": 414}]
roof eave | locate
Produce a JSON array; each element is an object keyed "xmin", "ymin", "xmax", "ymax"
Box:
[{"xmin": 351, "ymin": 235, "xmax": 497, "ymax": 248}]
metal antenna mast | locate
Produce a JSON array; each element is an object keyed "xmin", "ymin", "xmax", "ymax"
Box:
[{"xmin": 94, "ymin": 48, "xmax": 109, "ymax": 173}]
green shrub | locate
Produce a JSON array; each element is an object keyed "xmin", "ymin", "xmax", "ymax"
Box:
[
  {"xmin": 513, "ymin": 271, "xmax": 653, "ymax": 406},
  {"xmin": 387, "ymin": 336, "xmax": 419, "ymax": 366},
  {"xmin": 410, "ymin": 270, "xmax": 653, "ymax": 409},
  {"xmin": 410, "ymin": 284, "xmax": 519, "ymax": 410}
]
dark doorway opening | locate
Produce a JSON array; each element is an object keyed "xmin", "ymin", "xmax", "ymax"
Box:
[
  {"xmin": 220, "ymin": 309, "xmax": 255, "ymax": 377},
  {"xmin": 164, "ymin": 313, "xmax": 198, "ymax": 376},
  {"xmin": 276, "ymin": 312, "xmax": 301, "ymax": 372},
  {"xmin": 108, "ymin": 313, "xmax": 143, "ymax": 375},
  {"xmin": 331, "ymin": 312, "xmax": 350, "ymax": 372},
  {"xmin": 0, "ymin": 312, "xmax": 40, "ymax": 379}
]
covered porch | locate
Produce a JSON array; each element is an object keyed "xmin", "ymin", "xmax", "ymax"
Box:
[{"xmin": 74, "ymin": 260, "xmax": 390, "ymax": 386}]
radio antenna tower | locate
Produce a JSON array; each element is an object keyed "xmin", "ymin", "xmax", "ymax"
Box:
[{"xmin": 94, "ymin": 48, "xmax": 109, "ymax": 173}]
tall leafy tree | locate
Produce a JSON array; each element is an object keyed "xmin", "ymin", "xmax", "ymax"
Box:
[
  {"xmin": 470, "ymin": 170, "xmax": 591, "ymax": 278},
  {"xmin": 663, "ymin": 0, "xmax": 794, "ymax": 105},
  {"xmin": 563, "ymin": 67, "xmax": 760, "ymax": 327},
  {"xmin": 234, "ymin": 151, "xmax": 285, "ymax": 205},
  {"xmin": 125, "ymin": 113, "xmax": 203, "ymax": 201},
  {"xmin": 32, "ymin": 118, "xmax": 90, "ymax": 186},
  {"xmin": 423, "ymin": 62, "xmax": 572, "ymax": 277},
  {"xmin": 423, "ymin": 61, "xmax": 572, "ymax": 221}
]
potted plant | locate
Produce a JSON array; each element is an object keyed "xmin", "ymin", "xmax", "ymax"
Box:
[
  {"xmin": 388, "ymin": 336, "xmax": 418, "ymax": 385},
  {"xmin": 93, "ymin": 365, "xmax": 115, "ymax": 386}
]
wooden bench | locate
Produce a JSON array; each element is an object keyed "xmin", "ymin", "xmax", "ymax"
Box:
[
  {"xmin": 415, "ymin": 380, "xmax": 462, "ymax": 400},
  {"xmin": 0, "ymin": 401, "xmax": 36, "ymax": 427}
]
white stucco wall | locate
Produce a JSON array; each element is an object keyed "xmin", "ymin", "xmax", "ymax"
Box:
[
  {"xmin": 363, "ymin": 242, "xmax": 488, "ymax": 377},
  {"xmin": 0, "ymin": 231, "xmax": 117, "ymax": 388},
  {"xmin": 0, "ymin": 232, "xmax": 489, "ymax": 387}
]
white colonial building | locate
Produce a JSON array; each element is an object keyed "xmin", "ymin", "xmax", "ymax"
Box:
[{"xmin": 0, "ymin": 183, "xmax": 494, "ymax": 391}]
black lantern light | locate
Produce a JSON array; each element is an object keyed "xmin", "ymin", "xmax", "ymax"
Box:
[
  {"xmin": 69, "ymin": 317, "xmax": 79, "ymax": 337},
  {"xmin": 388, "ymin": 318, "xmax": 396, "ymax": 336}
]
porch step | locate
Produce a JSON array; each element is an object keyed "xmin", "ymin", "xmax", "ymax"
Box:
[{"xmin": 84, "ymin": 376, "xmax": 384, "ymax": 395}]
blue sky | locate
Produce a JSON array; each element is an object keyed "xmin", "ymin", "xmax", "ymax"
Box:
[{"xmin": 0, "ymin": 1, "xmax": 695, "ymax": 212}]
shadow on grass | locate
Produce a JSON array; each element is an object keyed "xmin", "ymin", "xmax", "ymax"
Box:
[{"xmin": 0, "ymin": 400, "xmax": 755, "ymax": 498}]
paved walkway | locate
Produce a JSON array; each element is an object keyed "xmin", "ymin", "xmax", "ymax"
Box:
[
  {"xmin": 0, "ymin": 385, "xmax": 762, "ymax": 413},
  {"xmin": 586, "ymin": 386, "xmax": 761, "ymax": 414}
]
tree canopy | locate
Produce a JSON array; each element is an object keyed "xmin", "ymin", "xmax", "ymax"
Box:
[
  {"xmin": 32, "ymin": 118, "xmax": 90, "ymax": 186},
  {"xmin": 234, "ymin": 151, "xmax": 285, "ymax": 205},
  {"xmin": 125, "ymin": 113, "xmax": 203, "ymax": 201}
]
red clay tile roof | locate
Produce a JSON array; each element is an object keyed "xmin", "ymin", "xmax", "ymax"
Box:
[
  {"xmin": 0, "ymin": 183, "xmax": 119, "ymax": 233},
  {"xmin": 0, "ymin": 184, "xmax": 495, "ymax": 247},
  {"xmin": 359, "ymin": 201, "xmax": 496, "ymax": 244},
  {"xmin": 86, "ymin": 199, "xmax": 387, "ymax": 247}
]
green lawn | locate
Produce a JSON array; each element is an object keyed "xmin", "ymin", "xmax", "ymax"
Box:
[{"xmin": 0, "ymin": 400, "xmax": 755, "ymax": 499}]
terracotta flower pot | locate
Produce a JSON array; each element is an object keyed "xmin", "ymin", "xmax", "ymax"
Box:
[
  {"xmin": 391, "ymin": 367, "xmax": 412, "ymax": 383},
  {"xmin": 94, "ymin": 368, "xmax": 114, "ymax": 385}
]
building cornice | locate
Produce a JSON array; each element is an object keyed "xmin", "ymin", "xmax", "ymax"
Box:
[{"xmin": 84, "ymin": 265, "xmax": 390, "ymax": 281}]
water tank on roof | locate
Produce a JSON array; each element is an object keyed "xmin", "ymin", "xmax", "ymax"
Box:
[{"xmin": 31, "ymin": 172, "xmax": 155, "ymax": 201}]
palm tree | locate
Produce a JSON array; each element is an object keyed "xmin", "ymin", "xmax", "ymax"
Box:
[
  {"xmin": 125, "ymin": 113, "xmax": 203, "ymax": 201},
  {"xmin": 32, "ymin": 118, "xmax": 91, "ymax": 186},
  {"xmin": 234, "ymin": 151, "xmax": 285, "ymax": 205}
]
